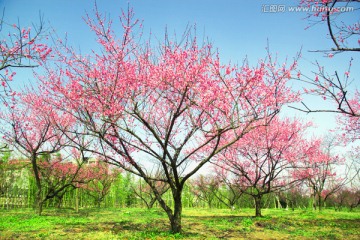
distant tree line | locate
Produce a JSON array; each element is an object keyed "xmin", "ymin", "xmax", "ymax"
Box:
[{"xmin": 1, "ymin": 152, "xmax": 358, "ymax": 212}]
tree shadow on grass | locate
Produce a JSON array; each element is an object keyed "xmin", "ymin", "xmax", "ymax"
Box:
[
  {"xmin": 109, "ymin": 220, "xmax": 202, "ymax": 239},
  {"xmin": 102, "ymin": 217, "xmax": 360, "ymax": 239}
]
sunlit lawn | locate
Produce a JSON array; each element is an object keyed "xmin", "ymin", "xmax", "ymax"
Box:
[{"xmin": 0, "ymin": 207, "xmax": 359, "ymax": 239}]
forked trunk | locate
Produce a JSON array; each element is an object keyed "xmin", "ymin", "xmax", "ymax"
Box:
[
  {"xmin": 148, "ymin": 198, "xmax": 156, "ymax": 209},
  {"xmin": 154, "ymin": 187, "xmax": 183, "ymax": 233}
]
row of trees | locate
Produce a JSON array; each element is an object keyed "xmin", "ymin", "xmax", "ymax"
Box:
[
  {"xmin": 1, "ymin": 152, "xmax": 358, "ymax": 212},
  {"xmin": 0, "ymin": 0, "xmax": 359, "ymax": 233},
  {"xmin": 190, "ymin": 172, "xmax": 359, "ymax": 212},
  {"xmin": 0, "ymin": 152, "xmax": 119, "ymax": 209}
]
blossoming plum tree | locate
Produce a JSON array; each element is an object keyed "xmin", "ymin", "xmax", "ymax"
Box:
[
  {"xmin": 214, "ymin": 117, "xmax": 314, "ymax": 217},
  {"xmin": 0, "ymin": 91, "xmax": 73, "ymax": 215},
  {"xmin": 36, "ymin": 152, "xmax": 92, "ymax": 210},
  {"xmin": 295, "ymin": 137, "xmax": 351, "ymax": 211},
  {"xmin": 37, "ymin": 7, "xmax": 299, "ymax": 232}
]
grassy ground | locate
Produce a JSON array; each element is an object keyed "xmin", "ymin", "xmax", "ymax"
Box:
[{"xmin": 0, "ymin": 207, "xmax": 359, "ymax": 239}]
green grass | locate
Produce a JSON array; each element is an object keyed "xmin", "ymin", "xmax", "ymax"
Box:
[{"xmin": 0, "ymin": 207, "xmax": 359, "ymax": 239}]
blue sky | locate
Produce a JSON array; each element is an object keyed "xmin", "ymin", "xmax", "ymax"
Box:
[
  {"xmin": 1, "ymin": 0, "xmax": 359, "ymax": 135},
  {"xmin": 1, "ymin": 0, "xmax": 334, "ymax": 60}
]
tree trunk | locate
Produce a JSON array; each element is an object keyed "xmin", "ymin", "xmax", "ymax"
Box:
[
  {"xmin": 31, "ymin": 154, "xmax": 43, "ymax": 215},
  {"xmin": 254, "ymin": 195, "xmax": 262, "ymax": 217},
  {"xmin": 318, "ymin": 194, "xmax": 322, "ymax": 211},
  {"xmin": 36, "ymin": 198, "xmax": 43, "ymax": 215},
  {"xmin": 75, "ymin": 188, "xmax": 79, "ymax": 212},
  {"xmin": 169, "ymin": 192, "xmax": 182, "ymax": 233},
  {"xmin": 312, "ymin": 193, "xmax": 317, "ymax": 210},
  {"xmin": 144, "ymin": 176, "xmax": 183, "ymax": 234},
  {"xmin": 154, "ymin": 187, "xmax": 183, "ymax": 233}
]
